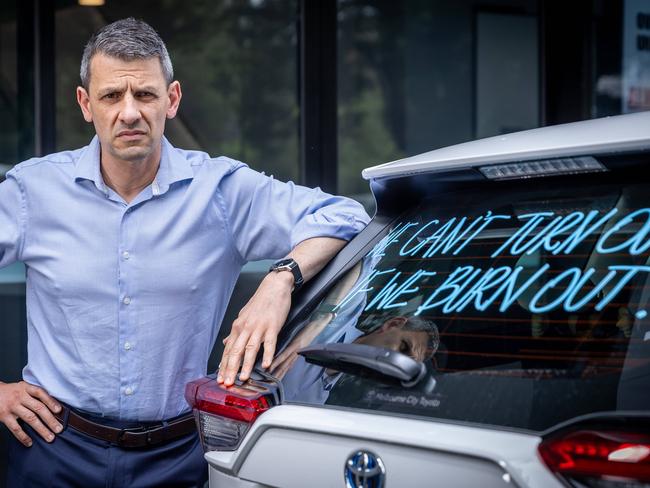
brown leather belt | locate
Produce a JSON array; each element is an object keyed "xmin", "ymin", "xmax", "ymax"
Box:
[{"xmin": 55, "ymin": 406, "xmax": 196, "ymax": 449}]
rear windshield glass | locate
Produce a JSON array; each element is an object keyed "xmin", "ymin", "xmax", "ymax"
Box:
[{"xmin": 274, "ymin": 176, "xmax": 650, "ymax": 432}]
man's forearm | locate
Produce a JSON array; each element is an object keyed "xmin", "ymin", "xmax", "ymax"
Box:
[{"xmin": 286, "ymin": 236, "xmax": 348, "ymax": 284}]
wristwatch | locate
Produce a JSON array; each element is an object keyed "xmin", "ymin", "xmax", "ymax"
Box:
[{"xmin": 269, "ymin": 258, "xmax": 304, "ymax": 291}]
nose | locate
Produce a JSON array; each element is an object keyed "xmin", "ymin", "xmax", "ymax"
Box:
[{"xmin": 119, "ymin": 93, "xmax": 141, "ymax": 125}]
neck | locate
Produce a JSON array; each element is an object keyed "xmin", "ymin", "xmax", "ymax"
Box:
[{"xmin": 100, "ymin": 148, "xmax": 161, "ymax": 204}]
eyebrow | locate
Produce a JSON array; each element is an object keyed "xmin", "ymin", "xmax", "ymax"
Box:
[
  {"xmin": 96, "ymin": 85, "xmax": 161, "ymax": 97},
  {"xmin": 133, "ymin": 86, "xmax": 161, "ymax": 94}
]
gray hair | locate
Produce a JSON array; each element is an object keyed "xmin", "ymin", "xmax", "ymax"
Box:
[
  {"xmin": 80, "ymin": 18, "xmax": 173, "ymax": 89},
  {"xmin": 403, "ymin": 316, "xmax": 440, "ymax": 357}
]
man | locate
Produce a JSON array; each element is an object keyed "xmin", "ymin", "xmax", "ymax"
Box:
[
  {"xmin": 0, "ymin": 18, "xmax": 369, "ymax": 486},
  {"xmin": 354, "ymin": 316, "xmax": 440, "ymax": 362}
]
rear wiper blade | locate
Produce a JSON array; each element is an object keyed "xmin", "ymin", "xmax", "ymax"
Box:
[{"xmin": 298, "ymin": 343, "xmax": 427, "ymax": 388}]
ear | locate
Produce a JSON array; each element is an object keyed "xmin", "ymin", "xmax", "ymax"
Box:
[
  {"xmin": 76, "ymin": 86, "xmax": 93, "ymax": 123},
  {"xmin": 380, "ymin": 316, "xmax": 408, "ymax": 332},
  {"xmin": 166, "ymin": 81, "xmax": 182, "ymax": 119}
]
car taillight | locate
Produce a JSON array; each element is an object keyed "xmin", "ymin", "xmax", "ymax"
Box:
[
  {"xmin": 185, "ymin": 373, "xmax": 281, "ymax": 452},
  {"xmin": 539, "ymin": 429, "xmax": 650, "ymax": 487}
]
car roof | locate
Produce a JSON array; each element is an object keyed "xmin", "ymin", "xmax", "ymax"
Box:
[{"xmin": 362, "ymin": 111, "xmax": 650, "ymax": 180}]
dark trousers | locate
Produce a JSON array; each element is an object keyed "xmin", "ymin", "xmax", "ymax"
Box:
[{"xmin": 6, "ymin": 412, "xmax": 208, "ymax": 488}]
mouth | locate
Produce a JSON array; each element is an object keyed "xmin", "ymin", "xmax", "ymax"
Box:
[{"xmin": 116, "ymin": 130, "xmax": 147, "ymax": 140}]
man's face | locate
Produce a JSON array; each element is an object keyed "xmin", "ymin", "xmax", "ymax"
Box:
[
  {"xmin": 357, "ymin": 324, "xmax": 432, "ymax": 362},
  {"xmin": 76, "ymin": 53, "xmax": 181, "ymax": 165}
]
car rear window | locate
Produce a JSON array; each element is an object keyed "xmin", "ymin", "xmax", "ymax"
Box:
[{"xmin": 274, "ymin": 175, "xmax": 650, "ymax": 432}]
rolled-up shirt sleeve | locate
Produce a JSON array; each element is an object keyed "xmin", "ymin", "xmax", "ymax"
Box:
[
  {"xmin": 217, "ymin": 163, "xmax": 370, "ymax": 262},
  {"xmin": 0, "ymin": 171, "xmax": 25, "ymax": 268}
]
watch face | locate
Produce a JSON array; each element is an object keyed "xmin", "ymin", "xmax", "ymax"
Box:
[
  {"xmin": 274, "ymin": 258, "xmax": 294, "ymax": 268},
  {"xmin": 269, "ymin": 258, "xmax": 303, "ymax": 291}
]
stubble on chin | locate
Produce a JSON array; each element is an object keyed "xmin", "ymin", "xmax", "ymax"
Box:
[{"xmin": 109, "ymin": 141, "xmax": 153, "ymax": 164}]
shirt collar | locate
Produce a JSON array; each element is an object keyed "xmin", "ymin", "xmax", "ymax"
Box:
[
  {"xmin": 74, "ymin": 136, "xmax": 107, "ymax": 194},
  {"xmin": 155, "ymin": 136, "xmax": 194, "ymax": 195},
  {"xmin": 74, "ymin": 135, "xmax": 194, "ymax": 196}
]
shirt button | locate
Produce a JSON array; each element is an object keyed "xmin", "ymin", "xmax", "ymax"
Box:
[
  {"xmin": 124, "ymin": 387, "xmax": 134, "ymax": 396},
  {"xmin": 122, "ymin": 251, "xmax": 130, "ymax": 260},
  {"xmin": 124, "ymin": 342, "xmax": 132, "ymax": 351},
  {"xmin": 123, "ymin": 296, "xmax": 131, "ymax": 305}
]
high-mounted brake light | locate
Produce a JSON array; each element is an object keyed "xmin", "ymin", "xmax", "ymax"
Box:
[
  {"xmin": 185, "ymin": 373, "xmax": 281, "ymax": 452},
  {"xmin": 539, "ymin": 429, "xmax": 650, "ymax": 486},
  {"xmin": 479, "ymin": 156, "xmax": 606, "ymax": 180}
]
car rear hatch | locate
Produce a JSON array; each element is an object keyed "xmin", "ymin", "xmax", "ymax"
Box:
[
  {"xmin": 202, "ymin": 404, "xmax": 553, "ymax": 488},
  {"xmin": 188, "ymin": 115, "xmax": 650, "ymax": 487}
]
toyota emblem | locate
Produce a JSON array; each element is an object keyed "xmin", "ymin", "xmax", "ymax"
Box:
[{"xmin": 344, "ymin": 450, "xmax": 386, "ymax": 488}]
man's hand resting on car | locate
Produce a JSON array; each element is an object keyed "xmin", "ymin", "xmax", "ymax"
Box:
[{"xmin": 217, "ymin": 237, "xmax": 348, "ymax": 386}]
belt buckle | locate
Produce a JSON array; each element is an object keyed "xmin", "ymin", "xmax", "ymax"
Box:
[
  {"xmin": 145, "ymin": 424, "xmax": 165, "ymax": 446},
  {"xmin": 117, "ymin": 426, "xmax": 146, "ymax": 448},
  {"xmin": 116, "ymin": 421, "xmax": 173, "ymax": 448},
  {"xmin": 117, "ymin": 428, "xmax": 128, "ymax": 447}
]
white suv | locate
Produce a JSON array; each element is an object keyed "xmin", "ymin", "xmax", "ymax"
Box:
[{"xmin": 187, "ymin": 111, "xmax": 650, "ymax": 488}]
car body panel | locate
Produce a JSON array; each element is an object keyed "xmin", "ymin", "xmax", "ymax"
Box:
[{"xmin": 206, "ymin": 405, "xmax": 561, "ymax": 488}]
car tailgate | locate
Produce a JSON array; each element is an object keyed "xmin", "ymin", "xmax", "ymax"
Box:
[{"xmin": 205, "ymin": 405, "xmax": 560, "ymax": 488}]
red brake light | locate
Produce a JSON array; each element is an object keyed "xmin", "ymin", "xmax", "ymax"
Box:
[
  {"xmin": 539, "ymin": 430, "xmax": 650, "ymax": 483},
  {"xmin": 195, "ymin": 388, "xmax": 270, "ymax": 423},
  {"xmin": 185, "ymin": 374, "xmax": 280, "ymax": 452}
]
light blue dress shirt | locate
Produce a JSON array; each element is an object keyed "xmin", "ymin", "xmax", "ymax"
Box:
[{"xmin": 0, "ymin": 136, "xmax": 369, "ymax": 421}]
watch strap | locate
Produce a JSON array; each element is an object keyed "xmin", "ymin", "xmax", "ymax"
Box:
[{"xmin": 269, "ymin": 258, "xmax": 304, "ymax": 291}]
